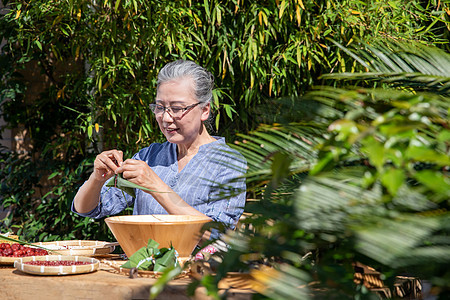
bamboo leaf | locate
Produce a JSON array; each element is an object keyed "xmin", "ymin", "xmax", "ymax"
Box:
[
  {"xmin": 35, "ymin": 40, "xmax": 42, "ymax": 50},
  {"xmin": 154, "ymin": 247, "xmax": 178, "ymax": 272},
  {"xmin": 279, "ymin": 0, "xmax": 287, "ymax": 19},
  {"xmin": 106, "ymin": 174, "xmax": 164, "ymax": 198},
  {"xmin": 115, "ymin": 0, "xmax": 121, "ymax": 12}
]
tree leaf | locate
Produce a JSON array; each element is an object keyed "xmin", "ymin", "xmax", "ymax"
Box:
[
  {"xmin": 381, "ymin": 168, "xmax": 405, "ymax": 196},
  {"xmin": 414, "ymin": 170, "xmax": 450, "ymax": 196},
  {"xmin": 150, "ymin": 265, "xmax": 183, "ymax": 299},
  {"xmin": 405, "ymin": 146, "xmax": 450, "ymax": 166}
]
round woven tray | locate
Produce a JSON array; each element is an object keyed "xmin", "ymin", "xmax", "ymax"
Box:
[
  {"xmin": 14, "ymin": 255, "xmax": 99, "ymax": 276},
  {"xmin": 0, "ymin": 246, "xmax": 48, "ymax": 266},
  {"xmin": 32, "ymin": 240, "xmax": 117, "ymax": 256},
  {"xmin": 0, "ymin": 256, "xmax": 30, "ymax": 265}
]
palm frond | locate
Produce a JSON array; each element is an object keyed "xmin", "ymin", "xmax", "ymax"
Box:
[
  {"xmin": 250, "ymin": 264, "xmax": 312, "ymax": 300},
  {"xmin": 234, "ymin": 122, "xmax": 324, "ymax": 187},
  {"xmin": 324, "ymin": 40, "xmax": 450, "ymax": 95}
]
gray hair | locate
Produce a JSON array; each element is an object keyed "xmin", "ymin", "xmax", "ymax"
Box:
[{"xmin": 157, "ymin": 60, "xmax": 214, "ymax": 105}]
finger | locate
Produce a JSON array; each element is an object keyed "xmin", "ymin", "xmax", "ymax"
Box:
[
  {"xmin": 117, "ymin": 160, "xmax": 148, "ymax": 178},
  {"xmin": 104, "ymin": 150, "xmax": 123, "ymax": 167},
  {"xmin": 121, "ymin": 170, "xmax": 134, "ymax": 180},
  {"xmin": 99, "ymin": 153, "xmax": 120, "ymax": 172},
  {"xmin": 115, "ymin": 160, "xmax": 134, "ymax": 174},
  {"xmin": 93, "ymin": 159, "xmax": 113, "ymax": 179},
  {"xmin": 122, "ymin": 158, "xmax": 140, "ymax": 165},
  {"xmin": 111, "ymin": 150, "xmax": 123, "ymax": 166}
]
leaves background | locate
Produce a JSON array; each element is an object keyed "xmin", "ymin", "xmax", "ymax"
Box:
[{"xmin": 0, "ymin": 1, "xmax": 449, "ymax": 298}]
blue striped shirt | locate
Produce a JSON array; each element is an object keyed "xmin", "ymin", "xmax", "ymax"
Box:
[{"xmin": 72, "ymin": 137, "xmax": 247, "ymax": 233}]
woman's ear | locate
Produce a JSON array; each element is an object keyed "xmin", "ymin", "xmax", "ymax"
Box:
[{"xmin": 200, "ymin": 103, "xmax": 210, "ymax": 122}]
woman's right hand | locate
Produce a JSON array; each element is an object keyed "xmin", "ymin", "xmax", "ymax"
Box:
[
  {"xmin": 92, "ymin": 150, "xmax": 124, "ymax": 182},
  {"xmin": 73, "ymin": 149, "xmax": 123, "ymax": 214}
]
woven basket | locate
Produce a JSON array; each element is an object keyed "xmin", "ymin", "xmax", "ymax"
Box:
[
  {"xmin": 32, "ymin": 240, "xmax": 117, "ymax": 256},
  {"xmin": 14, "ymin": 255, "xmax": 99, "ymax": 276}
]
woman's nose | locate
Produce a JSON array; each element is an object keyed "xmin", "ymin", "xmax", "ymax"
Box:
[{"xmin": 162, "ymin": 109, "xmax": 174, "ymax": 122}]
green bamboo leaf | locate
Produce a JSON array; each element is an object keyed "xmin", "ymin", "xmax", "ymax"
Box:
[
  {"xmin": 35, "ymin": 40, "xmax": 42, "ymax": 50},
  {"xmin": 223, "ymin": 104, "xmax": 235, "ymax": 119},
  {"xmin": 106, "ymin": 174, "xmax": 136, "ymax": 198},
  {"xmin": 48, "ymin": 171, "xmax": 60, "ymax": 180},
  {"xmin": 147, "ymin": 239, "xmax": 160, "ymax": 253},
  {"xmin": 215, "ymin": 112, "xmax": 220, "ymax": 131},
  {"xmin": 154, "ymin": 247, "xmax": 178, "ymax": 272},
  {"xmin": 279, "ymin": 0, "xmax": 287, "ymax": 19},
  {"xmin": 106, "ymin": 174, "xmax": 164, "ymax": 198},
  {"xmin": 60, "ymin": 27, "xmax": 69, "ymax": 36},
  {"xmin": 115, "ymin": 0, "xmax": 121, "ymax": 12},
  {"xmin": 121, "ymin": 246, "xmax": 151, "ymax": 269},
  {"xmin": 121, "ymin": 239, "xmax": 178, "ymax": 272},
  {"xmin": 203, "ymin": 0, "xmax": 210, "ymax": 20}
]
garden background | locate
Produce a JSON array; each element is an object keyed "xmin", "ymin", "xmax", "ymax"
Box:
[{"xmin": 0, "ymin": 0, "xmax": 449, "ymax": 299}]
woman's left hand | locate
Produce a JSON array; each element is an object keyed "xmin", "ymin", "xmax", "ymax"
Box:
[{"xmin": 114, "ymin": 159, "xmax": 161, "ymax": 191}]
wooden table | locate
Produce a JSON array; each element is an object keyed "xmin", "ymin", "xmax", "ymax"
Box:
[{"xmin": 0, "ymin": 256, "xmax": 254, "ymax": 300}]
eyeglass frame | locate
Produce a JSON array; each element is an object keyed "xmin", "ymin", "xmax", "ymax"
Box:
[{"xmin": 149, "ymin": 102, "xmax": 202, "ymax": 119}]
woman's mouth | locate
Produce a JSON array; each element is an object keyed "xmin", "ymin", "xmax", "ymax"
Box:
[{"xmin": 166, "ymin": 127, "xmax": 178, "ymax": 134}]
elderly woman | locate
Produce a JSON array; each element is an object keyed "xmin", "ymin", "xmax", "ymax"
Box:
[{"xmin": 72, "ymin": 60, "xmax": 247, "ymax": 239}]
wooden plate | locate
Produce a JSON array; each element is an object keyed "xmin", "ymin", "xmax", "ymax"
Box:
[
  {"xmin": 32, "ymin": 240, "xmax": 117, "ymax": 256},
  {"xmin": 14, "ymin": 255, "xmax": 99, "ymax": 275}
]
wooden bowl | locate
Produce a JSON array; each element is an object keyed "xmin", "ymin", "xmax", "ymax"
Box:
[{"xmin": 104, "ymin": 215, "xmax": 211, "ymax": 258}]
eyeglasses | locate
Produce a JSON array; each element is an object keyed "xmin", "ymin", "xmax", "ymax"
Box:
[{"xmin": 149, "ymin": 102, "xmax": 201, "ymax": 118}]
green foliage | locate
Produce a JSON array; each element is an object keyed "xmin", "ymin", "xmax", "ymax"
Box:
[
  {"xmin": 203, "ymin": 41, "xmax": 450, "ymax": 299},
  {"xmin": 2, "ymin": 1, "xmax": 448, "ymax": 145},
  {"xmin": 0, "ymin": 149, "xmax": 112, "ymax": 242}
]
